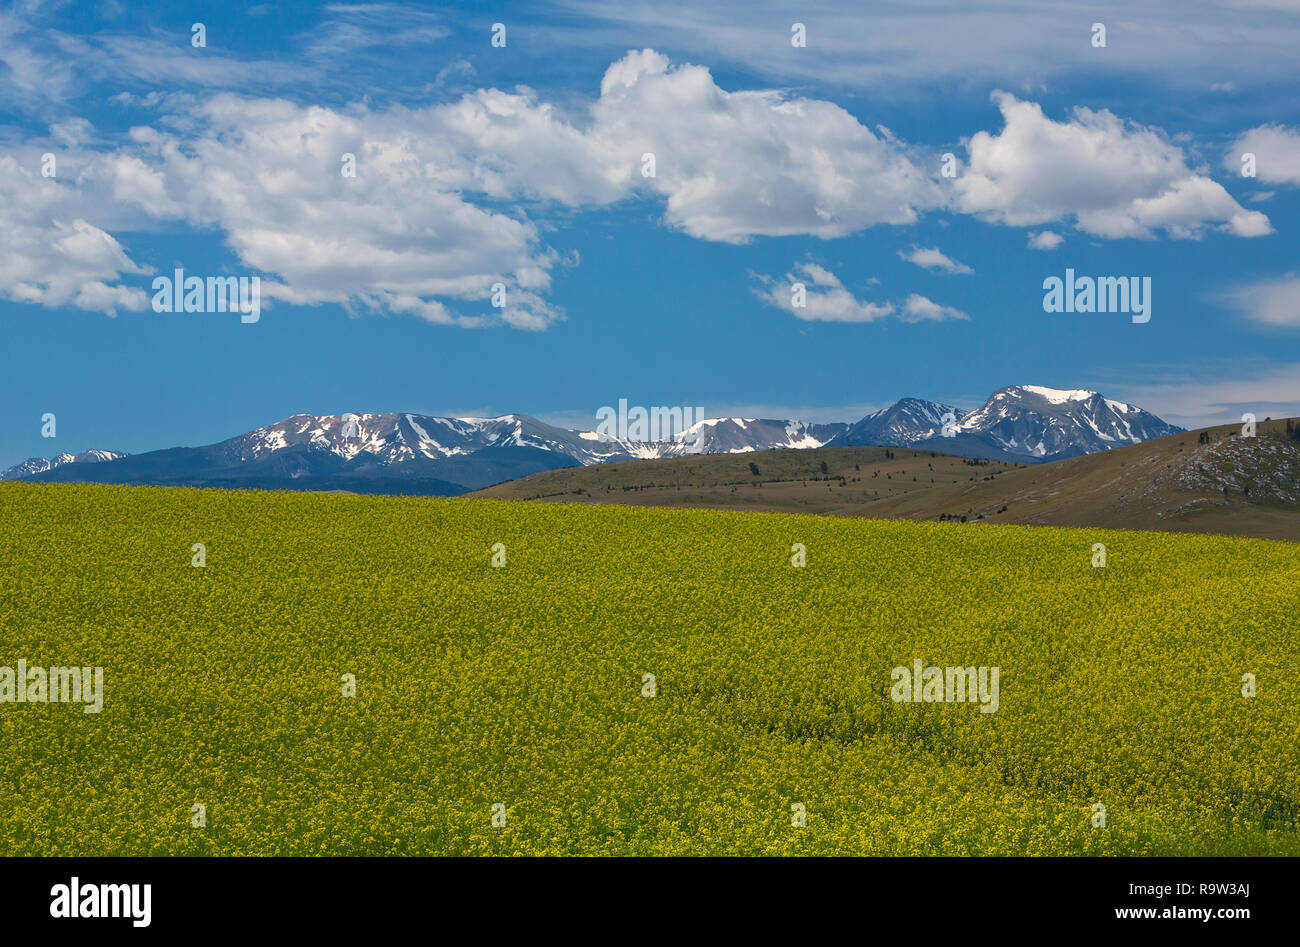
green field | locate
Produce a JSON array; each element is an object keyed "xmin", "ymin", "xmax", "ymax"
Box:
[{"xmin": 1, "ymin": 482, "xmax": 1297, "ymax": 855}]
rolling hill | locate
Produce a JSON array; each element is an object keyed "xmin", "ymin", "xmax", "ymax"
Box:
[{"xmin": 471, "ymin": 417, "xmax": 1300, "ymax": 542}]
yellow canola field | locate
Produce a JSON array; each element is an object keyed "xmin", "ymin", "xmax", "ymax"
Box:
[{"xmin": 0, "ymin": 482, "xmax": 1296, "ymax": 855}]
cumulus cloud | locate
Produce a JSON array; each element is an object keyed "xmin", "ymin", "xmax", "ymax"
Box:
[
  {"xmin": 898, "ymin": 245, "xmax": 973, "ymax": 274},
  {"xmin": 85, "ymin": 95, "xmax": 570, "ymax": 328},
  {"xmin": 1027, "ymin": 230, "xmax": 1064, "ymax": 250},
  {"xmin": 591, "ymin": 50, "xmax": 943, "ymax": 242},
  {"xmin": 0, "ymin": 48, "xmax": 1277, "ymax": 328},
  {"xmin": 10, "ymin": 49, "xmax": 948, "ymax": 326},
  {"xmin": 412, "ymin": 48, "xmax": 943, "ymax": 241},
  {"xmin": 1220, "ymin": 274, "xmax": 1300, "ymax": 327},
  {"xmin": 752, "ymin": 262, "xmax": 967, "ymax": 324},
  {"xmin": 1225, "ymin": 124, "xmax": 1300, "ymax": 187},
  {"xmin": 954, "ymin": 92, "xmax": 1271, "ymax": 240},
  {"xmin": 0, "ymin": 154, "xmax": 149, "ymax": 315}
]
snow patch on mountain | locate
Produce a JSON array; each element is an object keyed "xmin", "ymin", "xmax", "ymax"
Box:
[
  {"xmin": 1, "ymin": 449, "xmax": 129, "ymax": 481},
  {"xmin": 2, "ymin": 385, "xmax": 1184, "ymax": 488}
]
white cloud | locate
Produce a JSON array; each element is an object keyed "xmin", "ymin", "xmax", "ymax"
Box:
[
  {"xmin": 0, "ymin": 154, "xmax": 149, "ymax": 315},
  {"xmin": 7, "ymin": 49, "xmax": 946, "ymax": 326},
  {"xmin": 88, "ymin": 95, "xmax": 568, "ymax": 328},
  {"xmin": 303, "ymin": 4, "xmax": 449, "ymax": 57},
  {"xmin": 11, "ymin": 1, "xmax": 1300, "ymax": 114},
  {"xmin": 753, "ymin": 262, "xmax": 893, "ymax": 323},
  {"xmin": 1220, "ymin": 274, "xmax": 1300, "ymax": 327},
  {"xmin": 0, "ymin": 9, "xmax": 79, "ymax": 111},
  {"xmin": 1027, "ymin": 230, "xmax": 1064, "ymax": 250},
  {"xmin": 413, "ymin": 48, "xmax": 943, "ymax": 241},
  {"xmin": 0, "ymin": 47, "xmax": 1277, "ymax": 329},
  {"xmin": 0, "ymin": 4, "xmax": 442, "ymax": 109},
  {"xmin": 424, "ymin": 85, "xmax": 626, "ymax": 206},
  {"xmin": 899, "ymin": 245, "xmax": 973, "ymax": 274},
  {"xmin": 753, "ymin": 262, "xmax": 967, "ymax": 324},
  {"xmin": 955, "ymin": 92, "xmax": 1271, "ymax": 240},
  {"xmin": 592, "ymin": 50, "xmax": 942, "ymax": 242},
  {"xmin": 1225, "ymin": 124, "xmax": 1300, "ymax": 186},
  {"xmin": 901, "ymin": 294, "xmax": 969, "ymax": 322}
]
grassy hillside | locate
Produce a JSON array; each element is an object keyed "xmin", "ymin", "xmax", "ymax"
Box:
[
  {"xmin": 471, "ymin": 418, "xmax": 1300, "ymax": 542},
  {"xmin": 0, "ymin": 482, "xmax": 1296, "ymax": 855}
]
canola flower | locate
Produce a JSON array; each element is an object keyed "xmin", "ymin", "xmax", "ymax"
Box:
[{"xmin": 0, "ymin": 481, "xmax": 1295, "ymax": 856}]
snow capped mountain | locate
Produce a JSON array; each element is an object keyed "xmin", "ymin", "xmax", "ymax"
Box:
[
  {"xmin": 225, "ymin": 412, "xmax": 631, "ymax": 465},
  {"xmin": 830, "ymin": 387, "xmax": 1181, "ymax": 460},
  {"xmin": 5, "ymin": 413, "xmax": 848, "ymax": 493},
  {"xmin": 662, "ymin": 418, "xmax": 847, "ymax": 456},
  {"xmin": 216, "ymin": 412, "xmax": 847, "ymax": 467},
  {"xmin": 830, "ymin": 398, "xmax": 961, "ymax": 447},
  {"xmin": 0, "ymin": 449, "xmax": 127, "ymax": 481},
  {"xmin": 948, "ymin": 385, "xmax": 1182, "ymax": 459},
  {"xmin": 4, "ymin": 386, "xmax": 1182, "ymax": 495}
]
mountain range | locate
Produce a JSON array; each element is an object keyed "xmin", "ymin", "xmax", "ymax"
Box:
[
  {"xmin": 1, "ymin": 385, "xmax": 1183, "ymax": 496},
  {"xmin": 1, "ymin": 449, "xmax": 129, "ymax": 480}
]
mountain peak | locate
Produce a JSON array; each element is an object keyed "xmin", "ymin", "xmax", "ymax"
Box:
[
  {"xmin": 0, "ymin": 449, "xmax": 128, "ymax": 481},
  {"xmin": 2, "ymin": 384, "xmax": 1183, "ymax": 491},
  {"xmin": 1001, "ymin": 384, "xmax": 1100, "ymax": 404},
  {"xmin": 955, "ymin": 385, "xmax": 1178, "ymax": 459}
]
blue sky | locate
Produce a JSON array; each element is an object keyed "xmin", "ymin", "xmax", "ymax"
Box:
[{"xmin": 2, "ymin": 0, "xmax": 1300, "ymax": 467}]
